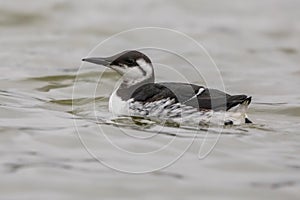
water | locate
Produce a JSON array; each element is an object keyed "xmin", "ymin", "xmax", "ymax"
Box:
[{"xmin": 1, "ymin": 0, "xmax": 300, "ymax": 199}]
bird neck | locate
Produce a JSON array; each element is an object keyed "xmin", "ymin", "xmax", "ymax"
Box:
[{"xmin": 116, "ymin": 75, "xmax": 154, "ymax": 101}]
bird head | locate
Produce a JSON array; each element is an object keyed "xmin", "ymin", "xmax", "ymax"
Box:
[{"xmin": 82, "ymin": 50, "xmax": 154, "ymax": 84}]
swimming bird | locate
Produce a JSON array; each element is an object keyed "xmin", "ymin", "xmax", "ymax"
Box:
[{"xmin": 82, "ymin": 50, "xmax": 252, "ymax": 125}]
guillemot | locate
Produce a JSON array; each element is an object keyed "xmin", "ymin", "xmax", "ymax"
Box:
[{"xmin": 82, "ymin": 50, "xmax": 252, "ymax": 125}]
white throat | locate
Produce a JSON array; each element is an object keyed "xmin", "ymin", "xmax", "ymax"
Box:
[
  {"xmin": 122, "ymin": 58, "xmax": 153, "ymax": 86},
  {"xmin": 109, "ymin": 58, "xmax": 155, "ymax": 114}
]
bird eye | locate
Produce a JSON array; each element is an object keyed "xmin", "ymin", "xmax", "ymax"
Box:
[{"xmin": 126, "ymin": 59, "xmax": 135, "ymax": 65}]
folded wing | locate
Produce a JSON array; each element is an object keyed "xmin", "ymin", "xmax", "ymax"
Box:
[{"xmin": 131, "ymin": 82, "xmax": 250, "ymax": 111}]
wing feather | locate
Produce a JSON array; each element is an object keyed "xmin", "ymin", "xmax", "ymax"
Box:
[{"xmin": 131, "ymin": 82, "xmax": 249, "ymax": 111}]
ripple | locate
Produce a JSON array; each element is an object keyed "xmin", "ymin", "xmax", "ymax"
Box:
[
  {"xmin": 277, "ymin": 47, "xmax": 298, "ymax": 54},
  {"xmin": 251, "ymin": 180, "xmax": 297, "ymax": 189},
  {"xmin": 0, "ymin": 9, "xmax": 45, "ymax": 26}
]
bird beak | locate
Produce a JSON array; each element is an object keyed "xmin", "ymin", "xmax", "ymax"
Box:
[
  {"xmin": 82, "ymin": 57, "xmax": 112, "ymax": 67},
  {"xmin": 82, "ymin": 51, "xmax": 127, "ymax": 67}
]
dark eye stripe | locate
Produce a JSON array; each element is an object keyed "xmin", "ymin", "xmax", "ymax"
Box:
[
  {"xmin": 127, "ymin": 59, "xmax": 135, "ymax": 64},
  {"xmin": 137, "ymin": 65, "xmax": 147, "ymax": 76}
]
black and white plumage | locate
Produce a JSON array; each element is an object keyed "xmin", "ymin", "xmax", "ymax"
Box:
[{"xmin": 82, "ymin": 50, "xmax": 252, "ymax": 125}]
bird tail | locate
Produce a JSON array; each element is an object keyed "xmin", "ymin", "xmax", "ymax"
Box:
[{"xmin": 225, "ymin": 96, "xmax": 252, "ymax": 124}]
